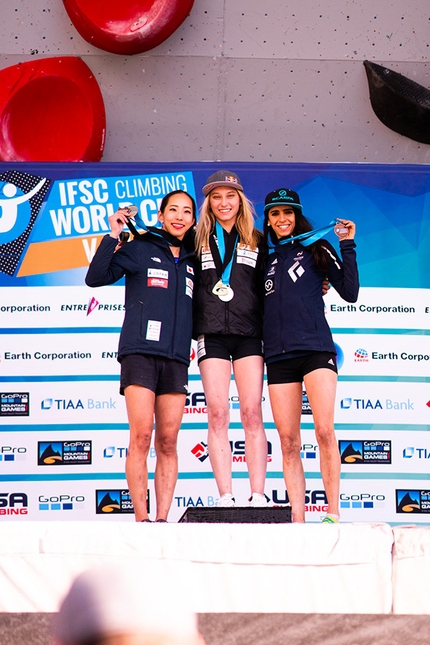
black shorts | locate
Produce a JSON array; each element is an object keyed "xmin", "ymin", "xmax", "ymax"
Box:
[
  {"xmin": 197, "ymin": 334, "xmax": 263, "ymax": 365},
  {"xmin": 119, "ymin": 354, "xmax": 188, "ymax": 396},
  {"xmin": 266, "ymin": 352, "xmax": 338, "ymax": 385}
]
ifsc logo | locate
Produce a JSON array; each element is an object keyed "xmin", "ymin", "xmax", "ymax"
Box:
[{"xmin": 0, "ymin": 171, "xmax": 50, "ymax": 276}]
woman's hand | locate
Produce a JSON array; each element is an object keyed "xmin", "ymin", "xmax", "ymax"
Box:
[
  {"xmin": 109, "ymin": 208, "xmax": 130, "ymax": 239},
  {"xmin": 335, "ymin": 219, "xmax": 356, "ymax": 241}
]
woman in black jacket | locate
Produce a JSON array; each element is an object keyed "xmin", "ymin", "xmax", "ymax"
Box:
[
  {"xmin": 86, "ymin": 190, "xmax": 196, "ymax": 522},
  {"xmin": 194, "ymin": 170, "xmax": 269, "ymax": 508},
  {"xmin": 263, "ymin": 188, "xmax": 359, "ymax": 524}
]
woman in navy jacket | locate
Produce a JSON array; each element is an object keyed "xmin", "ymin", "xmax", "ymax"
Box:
[
  {"xmin": 86, "ymin": 190, "xmax": 196, "ymax": 522},
  {"xmin": 263, "ymin": 188, "xmax": 359, "ymax": 524}
]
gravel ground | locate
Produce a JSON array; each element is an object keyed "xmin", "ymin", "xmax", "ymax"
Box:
[{"xmin": 1, "ymin": 613, "xmax": 430, "ymax": 645}]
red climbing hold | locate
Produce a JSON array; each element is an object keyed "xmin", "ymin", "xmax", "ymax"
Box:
[
  {"xmin": 63, "ymin": 0, "xmax": 195, "ymax": 55},
  {"xmin": 0, "ymin": 57, "xmax": 106, "ymax": 162}
]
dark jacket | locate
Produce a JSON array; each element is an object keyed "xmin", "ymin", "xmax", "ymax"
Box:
[
  {"xmin": 193, "ymin": 228, "xmax": 266, "ymax": 339},
  {"xmin": 263, "ymin": 238, "xmax": 359, "ymax": 362},
  {"xmin": 85, "ymin": 232, "xmax": 196, "ymax": 365}
]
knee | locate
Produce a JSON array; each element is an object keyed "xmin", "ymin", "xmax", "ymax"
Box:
[
  {"xmin": 129, "ymin": 431, "xmax": 152, "ymax": 456},
  {"xmin": 315, "ymin": 426, "xmax": 336, "ymax": 451},
  {"xmin": 280, "ymin": 435, "xmax": 301, "ymax": 458},
  {"xmin": 240, "ymin": 405, "xmax": 263, "ymax": 433},
  {"xmin": 155, "ymin": 433, "xmax": 178, "ymax": 458},
  {"xmin": 208, "ymin": 405, "xmax": 229, "ymax": 431}
]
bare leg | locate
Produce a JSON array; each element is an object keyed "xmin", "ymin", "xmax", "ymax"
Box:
[
  {"xmin": 233, "ymin": 355, "xmax": 267, "ymax": 495},
  {"xmin": 268, "ymin": 382, "xmax": 305, "ymax": 522},
  {"xmin": 153, "ymin": 392, "xmax": 186, "ymax": 521},
  {"xmin": 199, "ymin": 358, "xmax": 233, "ymax": 496},
  {"xmin": 124, "ymin": 385, "xmax": 155, "ymax": 521},
  {"xmin": 304, "ymin": 369, "xmax": 340, "ymax": 517}
]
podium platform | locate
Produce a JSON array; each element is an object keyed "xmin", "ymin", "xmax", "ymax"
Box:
[
  {"xmin": 179, "ymin": 506, "xmax": 292, "ymax": 523},
  {"xmin": 0, "ymin": 521, "xmax": 394, "ymax": 614}
]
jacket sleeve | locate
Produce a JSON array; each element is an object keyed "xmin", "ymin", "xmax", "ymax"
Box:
[
  {"xmin": 322, "ymin": 239, "xmax": 359, "ymax": 303},
  {"xmin": 85, "ymin": 235, "xmax": 127, "ymax": 287}
]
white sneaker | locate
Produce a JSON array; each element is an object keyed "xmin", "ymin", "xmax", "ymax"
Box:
[
  {"xmin": 248, "ymin": 493, "xmax": 271, "ymax": 507},
  {"xmin": 216, "ymin": 493, "xmax": 236, "ymax": 507}
]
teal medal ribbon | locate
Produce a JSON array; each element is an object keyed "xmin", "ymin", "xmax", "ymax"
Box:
[
  {"xmin": 212, "ymin": 221, "xmax": 238, "ymax": 301},
  {"xmin": 268, "ymin": 219, "xmax": 337, "ymax": 254},
  {"xmin": 122, "ymin": 206, "xmax": 181, "ymax": 247}
]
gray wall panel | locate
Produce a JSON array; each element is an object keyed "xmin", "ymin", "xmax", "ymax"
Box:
[{"xmin": 223, "ymin": 1, "xmax": 430, "ymax": 62}]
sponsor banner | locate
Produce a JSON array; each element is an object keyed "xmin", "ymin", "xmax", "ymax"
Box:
[
  {"xmin": 396, "ymin": 488, "xmax": 430, "ymax": 515},
  {"xmin": 0, "ymin": 162, "xmax": 429, "ymax": 524},
  {"xmin": 148, "ymin": 480, "xmax": 413, "ymax": 524},
  {"xmin": 0, "ymin": 430, "xmax": 130, "ymax": 474},
  {"xmin": 179, "ymin": 428, "xmax": 281, "ymax": 472},
  {"xmin": 0, "ymin": 286, "xmax": 126, "ymax": 329},
  {"xmin": 335, "ymin": 382, "xmax": 430, "ymax": 424},
  {"xmin": 397, "ymin": 433, "xmax": 430, "ymax": 467},
  {"xmin": 0, "ymin": 392, "xmax": 29, "ymax": 417},
  {"xmin": 0, "ymin": 481, "xmax": 135, "ymax": 521},
  {"xmin": 0, "ymin": 333, "xmax": 121, "ymax": 376},
  {"xmin": 325, "ymin": 287, "xmax": 430, "ymax": 330},
  {"xmin": 1, "ymin": 478, "xmax": 430, "ymax": 523},
  {"xmin": 38, "ymin": 440, "xmax": 92, "ymax": 466},
  {"xmin": 184, "ymin": 378, "xmax": 272, "ymax": 424},
  {"xmin": 0, "ymin": 171, "xmax": 51, "ymax": 278},
  {"xmin": 0, "ymin": 170, "xmax": 196, "ymax": 286},
  {"xmin": 2, "ymin": 427, "xmax": 428, "ymax": 477},
  {"xmin": 0, "ymin": 382, "xmax": 126, "ymax": 425},
  {"xmin": 333, "ymin": 333, "xmax": 430, "ymax": 377},
  {"xmin": 339, "ymin": 439, "xmax": 392, "ymax": 465}
]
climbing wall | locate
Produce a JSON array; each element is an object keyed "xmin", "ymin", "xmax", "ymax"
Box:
[{"xmin": 0, "ymin": 0, "xmax": 428, "ymax": 163}]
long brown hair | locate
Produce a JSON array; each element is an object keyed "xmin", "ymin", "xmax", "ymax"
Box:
[
  {"xmin": 195, "ymin": 189, "xmax": 260, "ymax": 251},
  {"xmin": 264, "ymin": 207, "xmax": 329, "ymax": 273}
]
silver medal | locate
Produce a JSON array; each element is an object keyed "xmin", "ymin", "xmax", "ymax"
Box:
[
  {"xmin": 218, "ymin": 285, "xmax": 234, "ymax": 302},
  {"xmin": 212, "ymin": 280, "xmax": 234, "ymax": 301}
]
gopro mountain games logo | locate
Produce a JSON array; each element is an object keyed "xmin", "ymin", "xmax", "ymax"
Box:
[
  {"xmin": 38, "ymin": 441, "xmax": 92, "ymax": 465},
  {"xmin": 0, "ymin": 171, "xmax": 50, "ymax": 276},
  {"xmin": 96, "ymin": 490, "xmax": 135, "ymax": 514},
  {"xmin": 339, "ymin": 440, "xmax": 391, "ymax": 464},
  {"xmin": 396, "ymin": 490, "xmax": 430, "ymax": 514}
]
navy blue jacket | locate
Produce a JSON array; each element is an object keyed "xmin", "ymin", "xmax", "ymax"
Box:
[
  {"xmin": 263, "ymin": 239, "xmax": 359, "ymax": 363},
  {"xmin": 85, "ymin": 233, "xmax": 196, "ymax": 366}
]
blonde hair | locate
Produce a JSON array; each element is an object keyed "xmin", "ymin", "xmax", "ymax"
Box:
[{"xmin": 195, "ymin": 189, "xmax": 260, "ymax": 251}]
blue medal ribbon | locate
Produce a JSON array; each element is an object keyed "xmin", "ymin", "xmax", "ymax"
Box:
[
  {"xmin": 215, "ymin": 221, "xmax": 238, "ymax": 286},
  {"xmin": 124, "ymin": 207, "xmax": 180, "ymax": 247},
  {"xmin": 268, "ymin": 219, "xmax": 337, "ymax": 254}
]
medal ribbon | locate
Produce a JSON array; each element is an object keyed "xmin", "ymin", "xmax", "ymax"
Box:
[
  {"xmin": 215, "ymin": 221, "xmax": 238, "ymax": 285},
  {"xmin": 267, "ymin": 219, "xmax": 337, "ymax": 254},
  {"xmin": 125, "ymin": 208, "xmax": 181, "ymax": 247}
]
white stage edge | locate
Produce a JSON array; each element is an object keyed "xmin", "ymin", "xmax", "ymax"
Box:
[
  {"xmin": 0, "ymin": 522, "xmax": 427, "ymax": 615},
  {"xmin": 0, "ymin": 522, "xmax": 418, "ymax": 614}
]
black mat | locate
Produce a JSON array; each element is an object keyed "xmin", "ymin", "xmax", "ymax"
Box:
[{"xmin": 179, "ymin": 506, "xmax": 292, "ymax": 523}]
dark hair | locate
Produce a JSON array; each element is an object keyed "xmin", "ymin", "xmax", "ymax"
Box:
[
  {"xmin": 264, "ymin": 206, "xmax": 329, "ymax": 273},
  {"xmin": 159, "ymin": 190, "xmax": 197, "ymax": 220}
]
